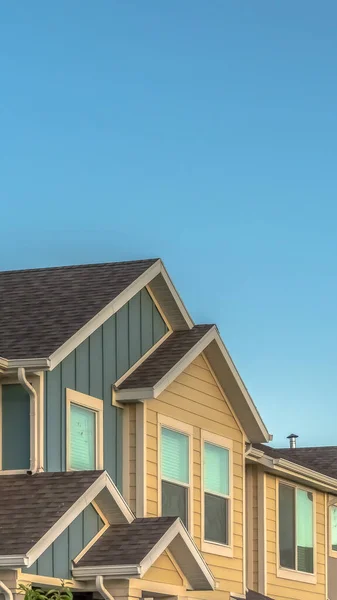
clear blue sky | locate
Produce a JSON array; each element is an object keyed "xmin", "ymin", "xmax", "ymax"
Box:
[{"xmin": 1, "ymin": 1, "xmax": 337, "ymax": 447}]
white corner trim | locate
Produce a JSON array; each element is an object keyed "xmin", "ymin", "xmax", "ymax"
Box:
[{"xmin": 26, "ymin": 472, "xmax": 133, "ymax": 566}]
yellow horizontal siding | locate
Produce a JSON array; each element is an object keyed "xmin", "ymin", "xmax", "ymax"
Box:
[
  {"xmin": 143, "ymin": 551, "xmax": 183, "ymax": 586},
  {"xmin": 145, "ymin": 353, "xmax": 245, "ymax": 600},
  {"xmin": 265, "ymin": 474, "xmax": 326, "ymax": 600}
]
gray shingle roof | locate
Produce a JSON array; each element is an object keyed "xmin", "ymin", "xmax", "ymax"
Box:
[
  {"xmin": 0, "ymin": 470, "xmax": 103, "ymax": 555},
  {"xmin": 254, "ymin": 443, "xmax": 337, "ymax": 480},
  {"xmin": 117, "ymin": 325, "xmax": 214, "ymax": 390},
  {"xmin": 0, "ymin": 259, "xmax": 157, "ymax": 359},
  {"xmin": 76, "ymin": 517, "xmax": 177, "ymax": 566}
]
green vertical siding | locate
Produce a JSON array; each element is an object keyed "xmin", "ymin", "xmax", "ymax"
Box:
[
  {"xmin": 23, "ymin": 504, "xmax": 103, "ymax": 579},
  {"xmin": 2, "ymin": 384, "xmax": 30, "ymax": 470},
  {"xmin": 44, "ymin": 288, "xmax": 167, "ymax": 484}
]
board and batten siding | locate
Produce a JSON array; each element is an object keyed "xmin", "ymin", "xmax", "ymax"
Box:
[
  {"xmin": 265, "ymin": 473, "xmax": 326, "ymax": 600},
  {"xmin": 1, "ymin": 384, "xmax": 30, "ymax": 470},
  {"xmin": 23, "ymin": 504, "xmax": 103, "ymax": 579},
  {"xmin": 44, "ymin": 288, "xmax": 167, "ymax": 486},
  {"xmin": 145, "ymin": 353, "xmax": 245, "ymax": 600}
]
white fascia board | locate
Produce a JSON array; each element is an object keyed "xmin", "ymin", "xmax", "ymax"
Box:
[
  {"xmin": 0, "ymin": 357, "xmax": 9, "ymax": 372},
  {"xmin": 139, "ymin": 520, "xmax": 215, "ymax": 591},
  {"xmin": 27, "ymin": 472, "xmax": 133, "ymax": 566},
  {"xmin": 152, "ymin": 327, "xmax": 217, "ymax": 398},
  {"xmin": 159, "ymin": 262, "xmax": 194, "ymax": 330},
  {"xmin": 0, "ymin": 555, "xmax": 28, "ymax": 567},
  {"xmin": 49, "ymin": 260, "xmax": 162, "ymax": 370},
  {"xmin": 247, "ymin": 449, "xmax": 337, "ymax": 493},
  {"xmin": 115, "ymin": 388, "xmax": 154, "ymax": 403},
  {"xmin": 72, "ymin": 565, "xmax": 141, "ymax": 580},
  {"xmin": 213, "ymin": 331, "xmax": 270, "ymax": 443},
  {"xmin": 114, "ymin": 328, "xmax": 216, "ymax": 403},
  {"xmin": 3, "ymin": 358, "xmax": 50, "ymax": 373}
]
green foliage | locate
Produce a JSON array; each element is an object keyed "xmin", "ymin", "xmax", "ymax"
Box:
[{"xmin": 18, "ymin": 583, "xmax": 73, "ymax": 600}]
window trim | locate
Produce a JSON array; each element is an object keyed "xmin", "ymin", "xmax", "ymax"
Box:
[
  {"xmin": 329, "ymin": 503, "xmax": 337, "ymax": 558},
  {"xmin": 276, "ymin": 479, "xmax": 317, "ymax": 584},
  {"xmin": 66, "ymin": 388, "xmax": 103, "ymax": 471},
  {"xmin": 158, "ymin": 414, "xmax": 193, "ymax": 533},
  {"xmin": 201, "ymin": 430, "xmax": 233, "ymax": 557}
]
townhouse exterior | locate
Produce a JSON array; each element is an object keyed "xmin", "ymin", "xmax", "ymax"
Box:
[{"xmin": 0, "ymin": 259, "xmax": 336, "ymax": 600}]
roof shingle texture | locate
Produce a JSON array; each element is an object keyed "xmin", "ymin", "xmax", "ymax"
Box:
[
  {"xmin": 118, "ymin": 324, "xmax": 214, "ymax": 390},
  {"xmin": 0, "ymin": 259, "xmax": 157, "ymax": 359},
  {"xmin": 0, "ymin": 470, "xmax": 103, "ymax": 555},
  {"xmin": 254, "ymin": 443, "xmax": 337, "ymax": 480},
  {"xmin": 77, "ymin": 517, "xmax": 177, "ymax": 566}
]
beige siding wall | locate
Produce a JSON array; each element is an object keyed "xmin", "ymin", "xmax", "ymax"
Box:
[
  {"xmin": 143, "ymin": 551, "xmax": 184, "ymax": 586},
  {"xmin": 265, "ymin": 473, "xmax": 326, "ymax": 600},
  {"xmin": 129, "ymin": 404, "xmax": 137, "ymax": 513},
  {"xmin": 145, "ymin": 353, "xmax": 245, "ymax": 600},
  {"xmin": 252, "ymin": 466, "xmax": 259, "ymax": 590}
]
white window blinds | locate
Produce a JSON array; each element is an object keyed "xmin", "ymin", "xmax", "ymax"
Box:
[
  {"xmin": 70, "ymin": 403, "xmax": 96, "ymax": 470},
  {"xmin": 204, "ymin": 442, "xmax": 229, "ymax": 496},
  {"xmin": 161, "ymin": 427, "xmax": 189, "ymax": 484}
]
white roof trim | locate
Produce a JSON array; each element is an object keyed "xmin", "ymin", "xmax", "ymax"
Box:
[
  {"xmin": 73, "ymin": 519, "xmax": 214, "ymax": 591},
  {"xmin": 73, "ymin": 564, "xmax": 141, "ymax": 579},
  {"xmin": 47, "ymin": 260, "xmax": 193, "ymax": 370},
  {"xmin": 0, "ymin": 555, "xmax": 29, "ymax": 567},
  {"xmin": 0, "ymin": 357, "xmax": 50, "ymax": 373},
  {"xmin": 115, "ymin": 327, "xmax": 270, "ymax": 443},
  {"xmin": 26, "ymin": 472, "xmax": 133, "ymax": 567},
  {"xmin": 247, "ymin": 446, "xmax": 337, "ymax": 493},
  {"xmin": 139, "ymin": 519, "xmax": 214, "ymax": 590}
]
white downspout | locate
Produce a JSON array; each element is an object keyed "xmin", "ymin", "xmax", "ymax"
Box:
[
  {"xmin": 96, "ymin": 576, "xmax": 115, "ymax": 600},
  {"xmin": 0, "ymin": 580, "xmax": 13, "ymax": 600},
  {"xmin": 18, "ymin": 367, "xmax": 38, "ymax": 474}
]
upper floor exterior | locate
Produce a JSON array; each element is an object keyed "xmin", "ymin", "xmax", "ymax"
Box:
[{"xmin": 0, "ymin": 259, "xmax": 337, "ymax": 600}]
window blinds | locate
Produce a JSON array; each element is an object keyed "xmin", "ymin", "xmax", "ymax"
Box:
[
  {"xmin": 204, "ymin": 442, "xmax": 229, "ymax": 496},
  {"xmin": 161, "ymin": 427, "xmax": 189, "ymax": 484},
  {"xmin": 70, "ymin": 404, "xmax": 96, "ymax": 470}
]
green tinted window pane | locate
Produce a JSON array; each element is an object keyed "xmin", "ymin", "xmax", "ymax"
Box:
[
  {"xmin": 331, "ymin": 506, "xmax": 337, "ymax": 552},
  {"xmin": 205, "ymin": 493, "xmax": 228, "ymax": 545},
  {"xmin": 161, "ymin": 427, "xmax": 189, "ymax": 484},
  {"xmin": 279, "ymin": 484, "xmax": 296, "ymax": 570},
  {"xmin": 70, "ymin": 404, "xmax": 96, "ymax": 470},
  {"xmin": 296, "ymin": 489, "xmax": 314, "ymax": 573},
  {"xmin": 204, "ymin": 442, "xmax": 229, "ymax": 495},
  {"xmin": 162, "ymin": 481, "xmax": 188, "ymax": 527}
]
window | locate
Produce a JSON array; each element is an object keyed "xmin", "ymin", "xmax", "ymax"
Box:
[
  {"xmin": 159, "ymin": 415, "xmax": 193, "ymax": 530},
  {"xmin": 201, "ymin": 431, "xmax": 233, "ymax": 557},
  {"xmin": 279, "ymin": 483, "xmax": 314, "ymax": 574},
  {"xmin": 66, "ymin": 389, "xmax": 103, "ymax": 471},
  {"xmin": 330, "ymin": 505, "xmax": 337, "ymax": 554}
]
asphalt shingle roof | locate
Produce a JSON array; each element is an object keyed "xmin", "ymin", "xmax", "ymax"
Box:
[
  {"xmin": 77, "ymin": 517, "xmax": 177, "ymax": 566},
  {"xmin": 0, "ymin": 259, "xmax": 157, "ymax": 359},
  {"xmin": 0, "ymin": 471, "xmax": 103, "ymax": 555},
  {"xmin": 117, "ymin": 324, "xmax": 214, "ymax": 390},
  {"xmin": 254, "ymin": 443, "xmax": 337, "ymax": 480}
]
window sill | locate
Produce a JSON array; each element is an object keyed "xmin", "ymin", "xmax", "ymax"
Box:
[
  {"xmin": 276, "ymin": 566, "xmax": 317, "ymax": 585},
  {"xmin": 201, "ymin": 539, "xmax": 233, "ymax": 557},
  {"xmin": 329, "ymin": 549, "xmax": 337, "ymax": 559},
  {"xmin": 0, "ymin": 469, "xmax": 28, "ymax": 475}
]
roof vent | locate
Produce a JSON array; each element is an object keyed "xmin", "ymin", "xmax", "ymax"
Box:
[{"xmin": 287, "ymin": 433, "xmax": 298, "ymax": 449}]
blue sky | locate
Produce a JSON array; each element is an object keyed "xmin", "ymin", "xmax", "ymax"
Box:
[{"xmin": 1, "ymin": 1, "xmax": 337, "ymax": 447}]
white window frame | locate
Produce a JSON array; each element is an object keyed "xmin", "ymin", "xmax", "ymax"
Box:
[
  {"xmin": 158, "ymin": 414, "xmax": 193, "ymax": 533},
  {"xmin": 329, "ymin": 503, "xmax": 337, "ymax": 559},
  {"xmin": 276, "ymin": 479, "xmax": 317, "ymax": 584},
  {"xmin": 0, "ymin": 376, "xmax": 44, "ymax": 475},
  {"xmin": 201, "ymin": 430, "xmax": 233, "ymax": 557},
  {"xmin": 66, "ymin": 388, "xmax": 103, "ymax": 471}
]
